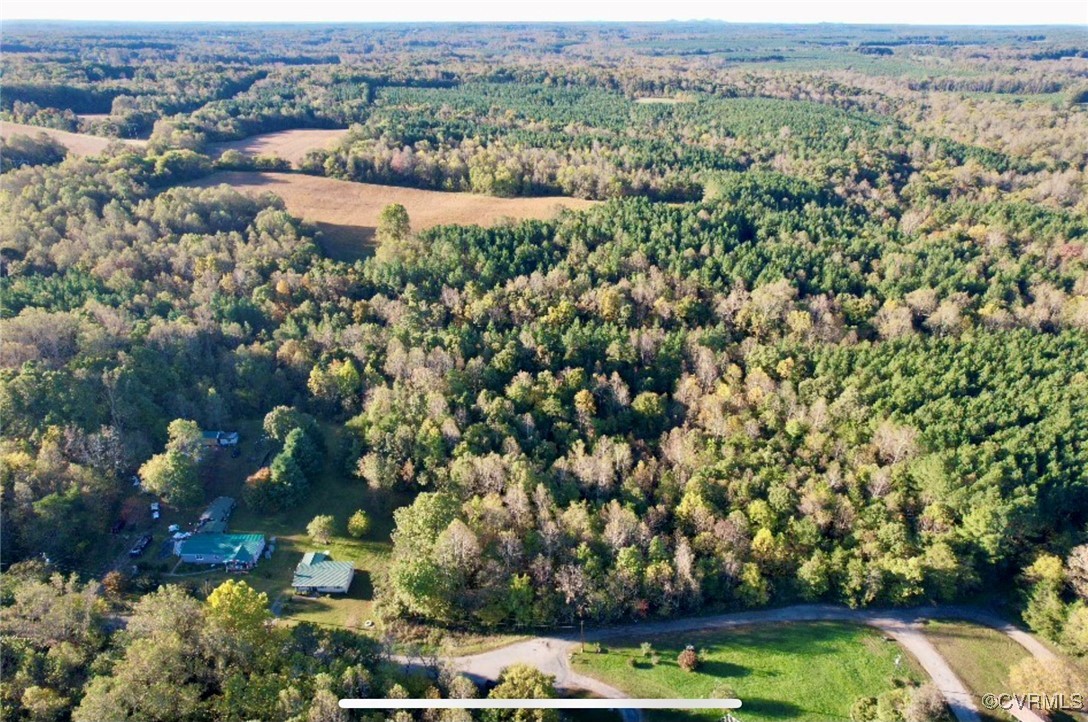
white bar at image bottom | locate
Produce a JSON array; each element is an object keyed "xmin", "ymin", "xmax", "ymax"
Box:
[{"xmin": 339, "ymin": 699, "xmax": 742, "ymax": 710}]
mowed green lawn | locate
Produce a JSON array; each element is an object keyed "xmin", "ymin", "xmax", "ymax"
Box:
[
  {"xmin": 572, "ymin": 621, "xmax": 925, "ymax": 722},
  {"xmin": 172, "ymin": 422, "xmax": 407, "ymax": 632}
]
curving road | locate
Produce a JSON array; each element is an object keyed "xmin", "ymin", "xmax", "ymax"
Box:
[{"xmin": 409, "ymin": 605, "xmax": 1057, "ymax": 722}]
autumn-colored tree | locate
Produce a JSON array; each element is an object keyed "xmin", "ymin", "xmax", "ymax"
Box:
[
  {"xmin": 307, "ymin": 515, "xmax": 337, "ymax": 545},
  {"xmin": 101, "ymin": 571, "xmax": 126, "ymax": 599},
  {"xmin": 377, "ymin": 203, "xmax": 411, "ymax": 245},
  {"xmin": 486, "ymin": 664, "xmax": 558, "ymax": 722},
  {"xmin": 677, "ymin": 646, "xmax": 700, "ymax": 672},
  {"xmin": 207, "ymin": 579, "xmax": 269, "ymax": 624},
  {"xmin": 347, "ymin": 509, "xmax": 372, "ymax": 539},
  {"xmin": 1007, "ymin": 658, "xmax": 1087, "ymax": 712}
]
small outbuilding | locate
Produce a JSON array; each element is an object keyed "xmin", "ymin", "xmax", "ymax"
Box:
[
  {"xmin": 291, "ymin": 552, "xmax": 355, "ymax": 595},
  {"xmin": 202, "ymin": 431, "xmax": 240, "ymax": 447},
  {"xmin": 197, "ymin": 496, "xmax": 236, "ymax": 533},
  {"xmin": 177, "ymin": 533, "xmax": 265, "ymax": 570}
]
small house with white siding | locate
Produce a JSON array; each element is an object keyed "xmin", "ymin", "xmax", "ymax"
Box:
[{"xmin": 291, "ymin": 552, "xmax": 355, "ymax": 595}]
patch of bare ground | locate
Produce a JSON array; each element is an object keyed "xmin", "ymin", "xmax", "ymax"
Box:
[{"xmin": 186, "ymin": 171, "xmax": 597, "ymax": 261}]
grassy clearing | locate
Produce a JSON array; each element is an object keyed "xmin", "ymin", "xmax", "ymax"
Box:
[
  {"xmin": 435, "ymin": 631, "xmax": 534, "ymax": 657},
  {"xmin": 208, "ymin": 128, "xmax": 350, "ymax": 166},
  {"xmin": 145, "ymin": 421, "xmax": 517, "ymax": 651},
  {"xmin": 185, "ymin": 171, "xmax": 597, "ymax": 262},
  {"xmin": 634, "ymin": 95, "xmax": 695, "ymax": 105},
  {"xmin": 0, "ymin": 121, "xmax": 144, "ymax": 156},
  {"xmin": 158, "ymin": 422, "xmax": 405, "ymax": 633},
  {"xmin": 922, "ymin": 620, "xmax": 1029, "ymax": 722},
  {"xmin": 572, "ymin": 621, "xmax": 925, "ymax": 722},
  {"xmin": 387, "ymin": 625, "xmax": 534, "ymax": 657},
  {"xmin": 922, "ymin": 620, "xmax": 1088, "ymax": 722}
]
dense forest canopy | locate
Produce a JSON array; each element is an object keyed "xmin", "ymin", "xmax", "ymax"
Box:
[{"xmin": 1, "ymin": 19, "xmax": 1087, "ymax": 722}]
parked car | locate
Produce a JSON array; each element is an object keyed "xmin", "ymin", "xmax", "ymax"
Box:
[
  {"xmin": 149, "ymin": 502, "xmax": 161, "ymax": 512},
  {"xmin": 129, "ymin": 534, "xmax": 152, "ymax": 557}
]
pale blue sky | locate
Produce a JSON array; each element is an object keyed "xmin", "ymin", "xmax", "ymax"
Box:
[{"xmin": 3, "ymin": 0, "xmax": 1087, "ymax": 25}]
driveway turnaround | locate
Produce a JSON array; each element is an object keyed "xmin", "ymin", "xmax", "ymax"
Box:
[{"xmin": 400, "ymin": 605, "xmax": 1058, "ymax": 722}]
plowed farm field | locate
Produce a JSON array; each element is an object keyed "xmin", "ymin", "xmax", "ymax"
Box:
[
  {"xmin": 187, "ymin": 171, "xmax": 596, "ymax": 260},
  {"xmin": 0, "ymin": 121, "xmax": 145, "ymax": 156},
  {"xmin": 208, "ymin": 128, "xmax": 350, "ymax": 166}
]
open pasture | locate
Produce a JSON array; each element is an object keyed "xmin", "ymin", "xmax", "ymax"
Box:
[
  {"xmin": 208, "ymin": 128, "xmax": 351, "ymax": 166},
  {"xmin": 188, "ymin": 170, "xmax": 597, "ymax": 260},
  {"xmin": 0, "ymin": 121, "xmax": 145, "ymax": 156}
]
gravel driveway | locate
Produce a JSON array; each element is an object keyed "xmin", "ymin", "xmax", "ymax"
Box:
[{"xmin": 401, "ymin": 604, "xmax": 1058, "ymax": 722}]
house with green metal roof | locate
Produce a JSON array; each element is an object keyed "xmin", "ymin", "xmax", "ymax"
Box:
[
  {"xmin": 291, "ymin": 552, "xmax": 355, "ymax": 594},
  {"xmin": 177, "ymin": 533, "xmax": 265, "ymax": 569}
]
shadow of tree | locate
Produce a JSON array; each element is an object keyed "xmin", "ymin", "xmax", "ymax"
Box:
[
  {"xmin": 315, "ymin": 222, "xmax": 376, "ymax": 262},
  {"xmin": 349, "ymin": 569, "xmax": 373, "ymax": 601},
  {"xmin": 738, "ymin": 697, "xmax": 806, "ymax": 719},
  {"xmin": 696, "ymin": 660, "xmax": 751, "ymax": 679}
]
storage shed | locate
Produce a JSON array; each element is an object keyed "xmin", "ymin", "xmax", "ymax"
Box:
[
  {"xmin": 197, "ymin": 496, "xmax": 236, "ymax": 533},
  {"xmin": 202, "ymin": 431, "xmax": 240, "ymax": 447}
]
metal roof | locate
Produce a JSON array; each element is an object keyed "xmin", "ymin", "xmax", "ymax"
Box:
[
  {"xmin": 179, "ymin": 533, "xmax": 265, "ymax": 563},
  {"xmin": 292, "ymin": 558, "xmax": 355, "ymax": 590},
  {"xmin": 200, "ymin": 496, "xmax": 235, "ymax": 523}
]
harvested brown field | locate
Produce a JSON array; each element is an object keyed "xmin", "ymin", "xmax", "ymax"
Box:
[
  {"xmin": 0, "ymin": 121, "xmax": 144, "ymax": 156},
  {"xmin": 187, "ymin": 171, "xmax": 597, "ymax": 261},
  {"xmin": 208, "ymin": 129, "xmax": 350, "ymax": 166}
]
